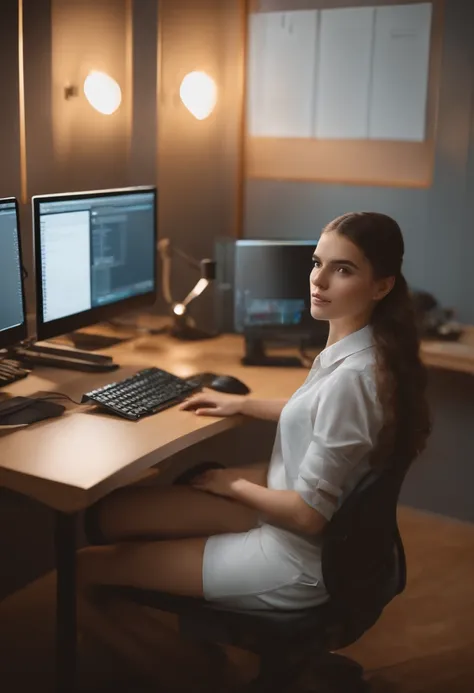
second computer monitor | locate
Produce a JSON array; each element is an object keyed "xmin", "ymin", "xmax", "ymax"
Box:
[
  {"xmin": 233, "ymin": 240, "xmax": 317, "ymax": 334},
  {"xmin": 0, "ymin": 197, "xmax": 27, "ymax": 350},
  {"xmin": 215, "ymin": 238, "xmax": 328, "ymax": 343},
  {"xmin": 33, "ymin": 186, "xmax": 157, "ymax": 341}
]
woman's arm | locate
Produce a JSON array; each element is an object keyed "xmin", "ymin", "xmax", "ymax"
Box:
[
  {"xmin": 240, "ymin": 398, "xmax": 288, "ymax": 422},
  {"xmin": 230, "ymin": 480, "xmax": 328, "ymax": 535},
  {"xmin": 180, "ymin": 392, "xmax": 287, "ymax": 422},
  {"xmin": 192, "ymin": 471, "xmax": 329, "ymax": 536}
]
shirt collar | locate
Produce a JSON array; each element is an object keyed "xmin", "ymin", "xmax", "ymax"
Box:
[{"xmin": 319, "ymin": 325, "xmax": 375, "ymax": 370}]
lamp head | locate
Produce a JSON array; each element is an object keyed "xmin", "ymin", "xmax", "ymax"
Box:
[
  {"xmin": 200, "ymin": 258, "xmax": 216, "ymax": 281},
  {"xmin": 172, "ymin": 303, "xmax": 186, "ymax": 316}
]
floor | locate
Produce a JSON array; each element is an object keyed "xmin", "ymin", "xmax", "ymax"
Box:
[{"xmin": 0, "ymin": 506, "xmax": 473, "ymax": 692}]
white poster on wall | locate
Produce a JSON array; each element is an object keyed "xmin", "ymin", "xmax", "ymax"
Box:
[
  {"xmin": 247, "ymin": 3, "xmax": 433, "ymax": 142},
  {"xmin": 315, "ymin": 6, "xmax": 375, "ymax": 139},
  {"xmin": 247, "ymin": 10, "xmax": 319, "ymax": 138},
  {"xmin": 368, "ymin": 2, "xmax": 432, "ymax": 141}
]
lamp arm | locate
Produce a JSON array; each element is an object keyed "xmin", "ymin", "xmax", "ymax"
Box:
[{"xmin": 182, "ymin": 278, "xmax": 209, "ymax": 307}]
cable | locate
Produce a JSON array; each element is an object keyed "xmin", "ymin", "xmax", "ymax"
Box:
[{"xmin": 34, "ymin": 392, "xmax": 83, "ymax": 406}]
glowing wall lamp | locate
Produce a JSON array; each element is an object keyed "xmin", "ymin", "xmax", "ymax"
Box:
[
  {"xmin": 83, "ymin": 71, "xmax": 122, "ymax": 115},
  {"xmin": 179, "ymin": 71, "xmax": 217, "ymax": 120},
  {"xmin": 64, "ymin": 71, "xmax": 122, "ymax": 115}
]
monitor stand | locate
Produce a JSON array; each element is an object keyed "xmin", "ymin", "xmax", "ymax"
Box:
[
  {"xmin": 11, "ymin": 342, "xmax": 119, "ymax": 373},
  {"xmin": 241, "ymin": 335, "xmax": 304, "ymax": 368},
  {"xmin": 61, "ymin": 330, "xmax": 130, "ymax": 352}
]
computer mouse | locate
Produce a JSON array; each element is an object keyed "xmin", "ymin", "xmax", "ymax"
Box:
[{"xmin": 208, "ymin": 374, "xmax": 251, "ymax": 396}]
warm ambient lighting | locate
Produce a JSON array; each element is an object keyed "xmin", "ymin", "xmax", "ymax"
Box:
[
  {"xmin": 179, "ymin": 71, "xmax": 217, "ymax": 120},
  {"xmin": 83, "ymin": 71, "xmax": 122, "ymax": 115}
]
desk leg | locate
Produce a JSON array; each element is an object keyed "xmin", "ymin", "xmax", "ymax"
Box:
[{"xmin": 54, "ymin": 511, "xmax": 77, "ymax": 693}]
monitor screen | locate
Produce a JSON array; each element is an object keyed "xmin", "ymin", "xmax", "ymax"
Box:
[
  {"xmin": 33, "ymin": 186, "xmax": 157, "ymax": 340},
  {"xmin": 0, "ymin": 198, "xmax": 27, "ymax": 350},
  {"xmin": 233, "ymin": 240, "xmax": 319, "ymax": 335}
]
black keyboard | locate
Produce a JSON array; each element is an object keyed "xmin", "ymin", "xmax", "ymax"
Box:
[
  {"xmin": 81, "ymin": 367, "xmax": 200, "ymax": 421},
  {"xmin": 0, "ymin": 358, "xmax": 30, "ymax": 387}
]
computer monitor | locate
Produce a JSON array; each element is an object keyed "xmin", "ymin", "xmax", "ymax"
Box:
[
  {"xmin": 233, "ymin": 240, "xmax": 318, "ymax": 333},
  {"xmin": 215, "ymin": 239, "xmax": 329, "ymax": 366},
  {"xmin": 33, "ymin": 186, "xmax": 157, "ymax": 342},
  {"xmin": 0, "ymin": 197, "xmax": 27, "ymax": 350}
]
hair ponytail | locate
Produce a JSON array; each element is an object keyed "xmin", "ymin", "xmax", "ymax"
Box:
[
  {"xmin": 370, "ymin": 272, "xmax": 431, "ymax": 469},
  {"xmin": 324, "ymin": 212, "xmax": 431, "ymax": 470}
]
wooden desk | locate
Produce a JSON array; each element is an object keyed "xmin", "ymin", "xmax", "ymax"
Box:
[
  {"xmin": 1, "ymin": 327, "xmax": 474, "ymax": 515},
  {"xmin": 420, "ymin": 325, "xmax": 474, "ymax": 375},
  {"xmin": 0, "ymin": 334, "xmax": 307, "ymax": 513}
]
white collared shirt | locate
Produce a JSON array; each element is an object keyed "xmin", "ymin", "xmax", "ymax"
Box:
[{"xmin": 267, "ymin": 324, "xmax": 383, "ymax": 523}]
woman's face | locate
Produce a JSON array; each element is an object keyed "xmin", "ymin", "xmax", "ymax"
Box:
[{"xmin": 309, "ymin": 230, "xmax": 389, "ymax": 323}]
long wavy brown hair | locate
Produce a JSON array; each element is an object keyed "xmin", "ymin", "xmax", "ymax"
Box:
[{"xmin": 323, "ymin": 212, "xmax": 431, "ymax": 470}]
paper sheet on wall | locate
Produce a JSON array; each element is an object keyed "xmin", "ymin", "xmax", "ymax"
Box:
[
  {"xmin": 247, "ymin": 10, "xmax": 318, "ymax": 138},
  {"xmin": 368, "ymin": 3, "xmax": 432, "ymax": 141},
  {"xmin": 314, "ymin": 7, "xmax": 375, "ymax": 139}
]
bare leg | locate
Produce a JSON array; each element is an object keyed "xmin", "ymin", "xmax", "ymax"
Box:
[
  {"xmin": 93, "ymin": 482, "xmax": 259, "ymax": 544},
  {"xmin": 77, "ymin": 536, "xmax": 207, "ymax": 595}
]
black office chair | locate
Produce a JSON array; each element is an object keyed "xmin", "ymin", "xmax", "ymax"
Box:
[{"xmin": 96, "ymin": 459, "xmax": 408, "ymax": 692}]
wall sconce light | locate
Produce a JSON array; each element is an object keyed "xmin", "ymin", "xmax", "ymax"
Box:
[
  {"xmin": 84, "ymin": 71, "xmax": 122, "ymax": 115},
  {"xmin": 179, "ymin": 71, "xmax": 217, "ymax": 120},
  {"xmin": 64, "ymin": 71, "xmax": 122, "ymax": 115}
]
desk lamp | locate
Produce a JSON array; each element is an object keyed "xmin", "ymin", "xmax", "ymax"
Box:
[{"xmin": 158, "ymin": 239, "xmax": 216, "ymax": 340}]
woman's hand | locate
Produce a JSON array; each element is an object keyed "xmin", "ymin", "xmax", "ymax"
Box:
[
  {"xmin": 179, "ymin": 391, "xmax": 246, "ymax": 417},
  {"xmin": 191, "ymin": 467, "xmax": 245, "ymax": 498}
]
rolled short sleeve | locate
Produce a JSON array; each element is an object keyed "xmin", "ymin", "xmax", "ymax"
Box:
[{"xmin": 295, "ymin": 368, "xmax": 380, "ymax": 521}]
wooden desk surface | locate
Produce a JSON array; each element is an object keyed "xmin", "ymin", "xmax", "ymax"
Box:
[
  {"xmin": 420, "ymin": 325, "xmax": 474, "ymax": 374},
  {"xmin": 1, "ymin": 326, "xmax": 473, "ymax": 514},
  {"xmin": 0, "ymin": 334, "xmax": 307, "ymax": 513}
]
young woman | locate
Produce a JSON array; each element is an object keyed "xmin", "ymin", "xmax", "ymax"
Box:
[{"xmin": 78, "ymin": 211, "xmax": 430, "ymax": 613}]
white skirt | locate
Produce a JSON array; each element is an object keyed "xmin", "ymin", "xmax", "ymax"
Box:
[{"xmin": 202, "ymin": 522, "xmax": 328, "ymax": 611}]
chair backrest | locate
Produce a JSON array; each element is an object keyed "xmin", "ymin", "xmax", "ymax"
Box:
[{"xmin": 321, "ymin": 458, "xmax": 408, "ymax": 621}]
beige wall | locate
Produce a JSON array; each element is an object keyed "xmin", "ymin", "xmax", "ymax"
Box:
[{"xmin": 50, "ymin": 0, "xmax": 131, "ymax": 192}]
